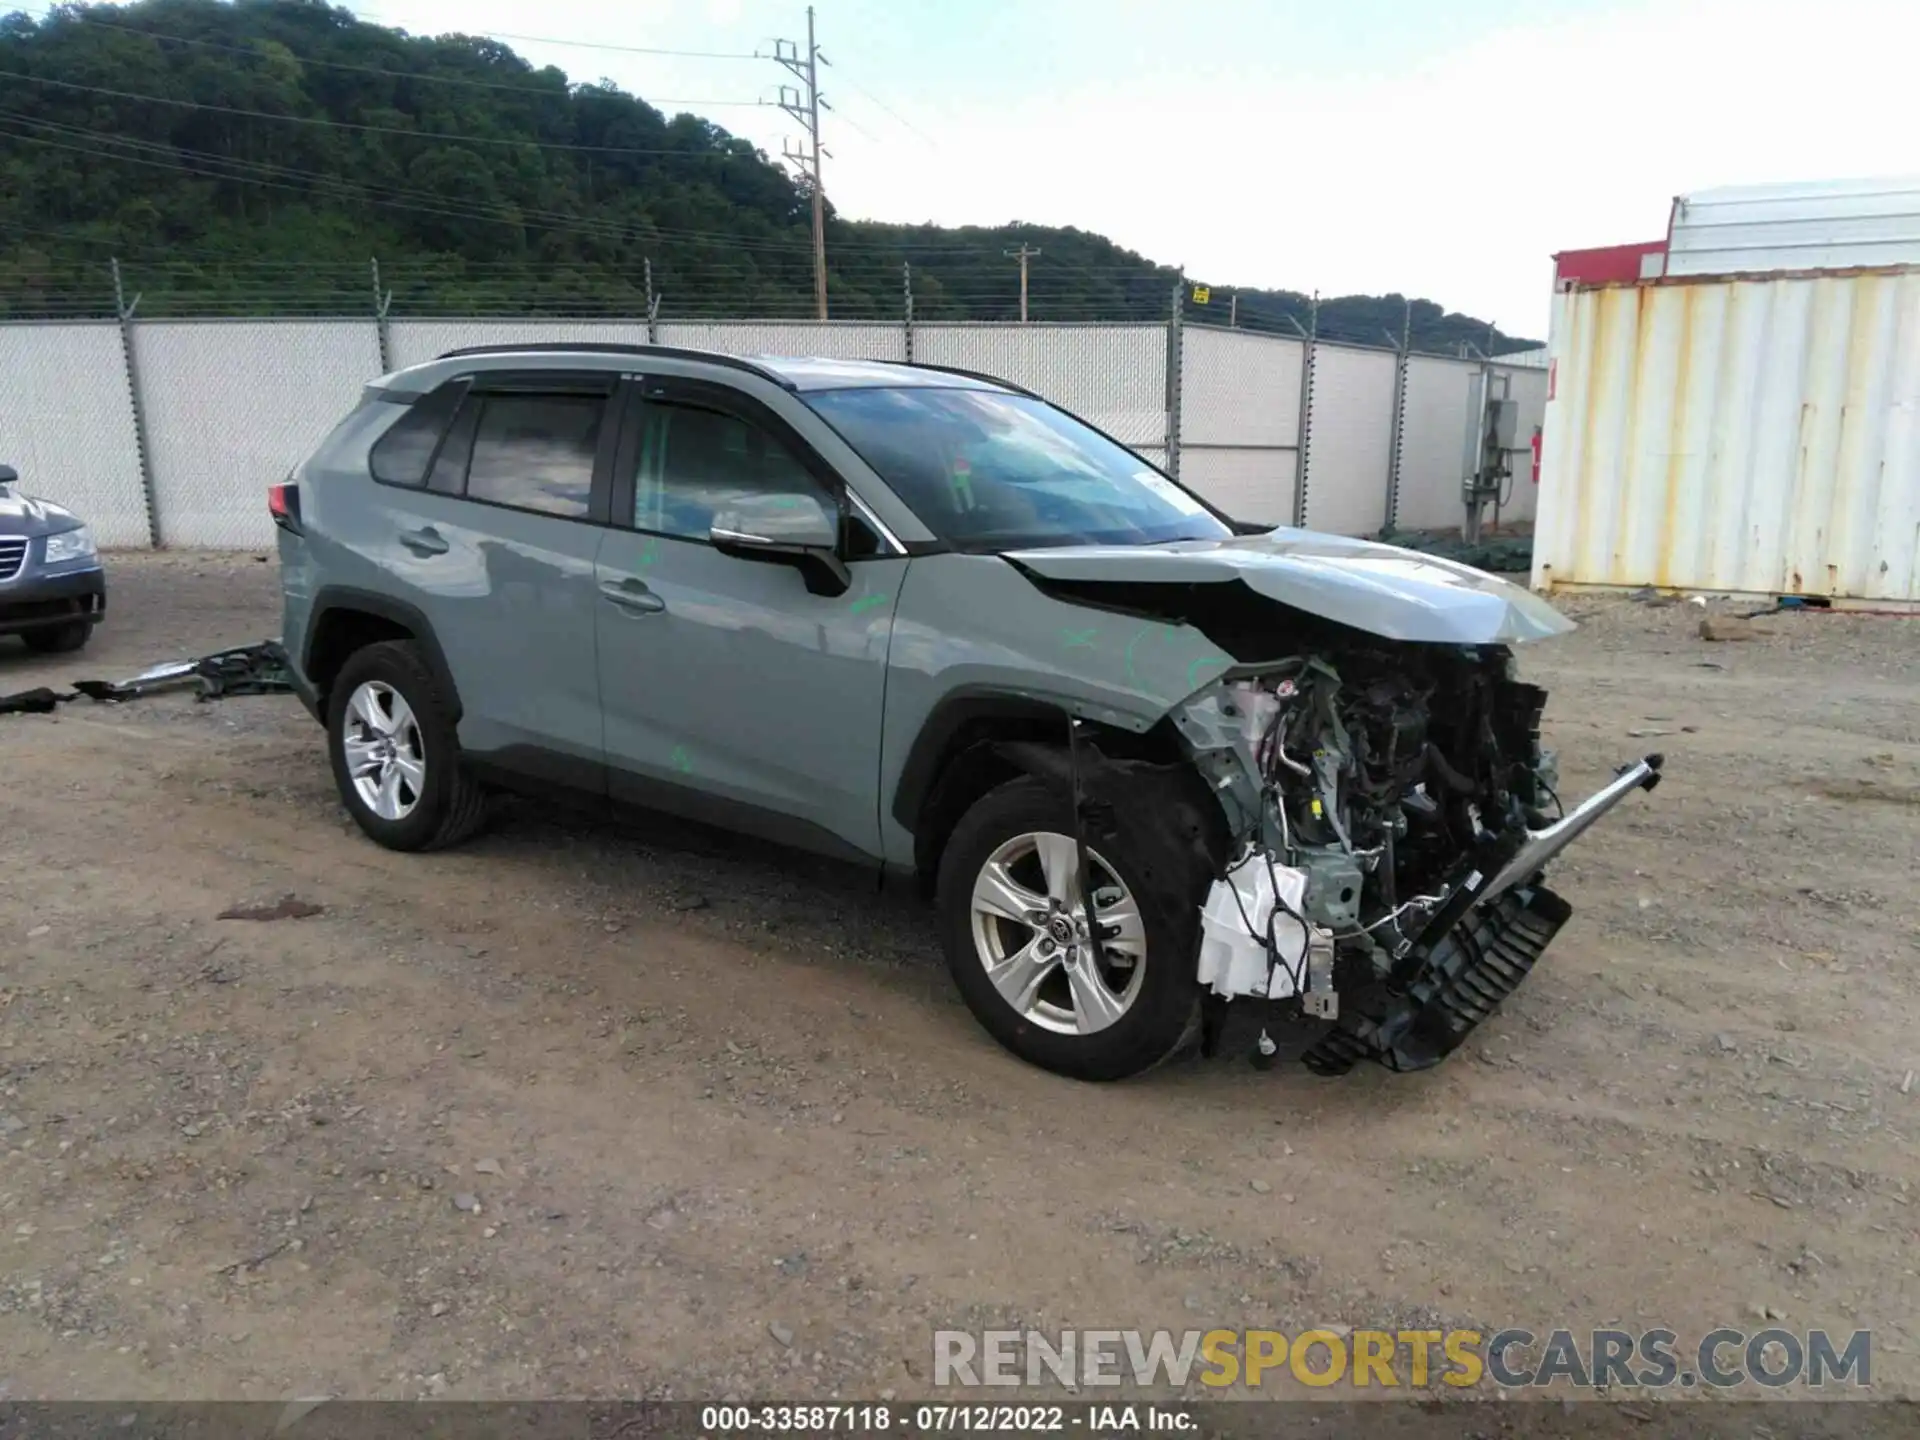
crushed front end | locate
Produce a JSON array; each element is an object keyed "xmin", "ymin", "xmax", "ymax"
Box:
[{"xmin": 1172, "ymin": 642, "xmax": 1662, "ymax": 1074}]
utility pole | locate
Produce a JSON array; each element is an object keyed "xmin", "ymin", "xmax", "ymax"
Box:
[
  {"xmin": 774, "ymin": 8, "xmax": 830, "ymax": 319},
  {"xmin": 1004, "ymin": 243, "xmax": 1041, "ymax": 322}
]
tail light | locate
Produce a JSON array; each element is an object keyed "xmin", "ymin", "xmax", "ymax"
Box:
[{"xmin": 268, "ymin": 480, "xmax": 302, "ymax": 534}]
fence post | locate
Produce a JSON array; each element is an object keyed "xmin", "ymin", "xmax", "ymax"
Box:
[
  {"xmin": 370, "ymin": 257, "xmax": 393, "ymax": 373},
  {"xmin": 110, "ymin": 258, "xmax": 161, "ymax": 550},
  {"xmin": 644, "ymin": 259, "xmax": 658, "ymax": 344},
  {"xmin": 1381, "ymin": 298, "xmax": 1412, "ymax": 533},
  {"xmin": 902, "ymin": 262, "xmax": 915, "ymax": 363},
  {"xmin": 1165, "ymin": 272, "xmax": 1184, "ymax": 479},
  {"xmin": 1290, "ymin": 292, "xmax": 1319, "ymax": 528}
]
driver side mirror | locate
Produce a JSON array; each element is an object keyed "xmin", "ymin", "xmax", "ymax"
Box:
[
  {"xmin": 710, "ymin": 491, "xmax": 851, "ymax": 597},
  {"xmin": 0, "ymin": 464, "xmax": 16, "ymax": 490}
]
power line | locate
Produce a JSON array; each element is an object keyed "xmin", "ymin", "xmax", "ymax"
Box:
[
  {"xmin": 0, "ymin": 68, "xmax": 780, "ymax": 157},
  {"xmin": 0, "ymin": 116, "xmax": 825, "ymax": 254},
  {"xmin": 339, "ymin": 6, "xmax": 763, "ymax": 61},
  {"xmin": 818, "ymin": 63, "xmax": 939, "ymax": 151},
  {"xmin": 29, "ymin": 12, "xmax": 734, "ymax": 103}
]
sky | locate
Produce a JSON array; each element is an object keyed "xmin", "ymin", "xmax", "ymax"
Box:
[{"xmin": 347, "ymin": 0, "xmax": 1920, "ymax": 336}]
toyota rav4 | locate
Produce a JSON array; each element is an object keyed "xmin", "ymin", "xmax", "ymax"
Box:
[{"xmin": 274, "ymin": 344, "xmax": 1660, "ymax": 1081}]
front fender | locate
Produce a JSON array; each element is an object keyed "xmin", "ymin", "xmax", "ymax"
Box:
[{"xmin": 877, "ymin": 553, "xmax": 1237, "ymax": 867}]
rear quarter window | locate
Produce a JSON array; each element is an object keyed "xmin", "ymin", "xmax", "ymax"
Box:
[{"xmin": 369, "ymin": 380, "xmax": 470, "ymax": 488}]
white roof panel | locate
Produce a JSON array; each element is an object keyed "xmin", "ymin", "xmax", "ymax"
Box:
[{"xmin": 1666, "ymin": 175, "xmax": 1920, "ymax": 277}]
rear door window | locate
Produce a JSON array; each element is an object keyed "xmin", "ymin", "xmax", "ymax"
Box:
[{"xmin": 464, "ymin": 392, "xmax": 607, "ymax": 520}]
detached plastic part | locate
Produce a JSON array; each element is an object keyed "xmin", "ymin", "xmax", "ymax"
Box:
[
  {"xmin": 2, "ymin": 640, "xmax": 294, "ymax": 719},
  {"xmin": 1196, "ymin": 852, "xmax": 1309, "ymax": 1000}
]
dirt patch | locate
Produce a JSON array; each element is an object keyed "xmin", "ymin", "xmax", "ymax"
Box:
[
  {"xmin": 0, "ymin": 555, "xmax": 1916, "ymax": 1403},
  {"xmin": 1813, "ymin": 778, "xmax": 1920, "ymax": 808}
]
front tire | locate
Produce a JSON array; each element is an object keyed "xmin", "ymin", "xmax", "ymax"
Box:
[
  {"xmin": 936, "ymin": 775, "xmax": 1203, "ymax": 1081},
  {"xmin": 326, "ymin": 640, "xmax": 487, "ymax": 852},
  {"xmin": 21, "ymin": 621, "xmax": 91, "ymax": 654}
]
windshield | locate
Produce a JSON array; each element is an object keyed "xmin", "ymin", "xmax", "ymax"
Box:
[{"xmin": 804, "ymin": 386, "xmax": 1232, "ymax": 553}]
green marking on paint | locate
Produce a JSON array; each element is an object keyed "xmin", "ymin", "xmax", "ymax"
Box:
[
  {"xmin": 849, "ymin": 593, "xmax": 887, "ymax": 616},
  {"xmin": 1186, "ymin": 654, "xmax": 1231, "ymax": 688},
  {"xmin": 636, "ymin": 539, "xmax": 660, "ymax": 568},
  {"xmin": 1122, "ymin": 625, "xmax": 1155, "ymax": 685},
  {"xmin": 670, "ymin": 744, "xmax": 693, "ymax": 774},
  {"xmin": 1060, "ymin": 626, "xmax": 1099, "ymax": 648}
]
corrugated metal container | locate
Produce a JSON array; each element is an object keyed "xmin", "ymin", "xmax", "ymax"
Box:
[
  {"xmin": 1532, "ymin": 268, "xmax": 1920, "ymax": 602},
  {"xmin": 1666, "ymin": 176, "xmax": 1920, "ymax": 277}
]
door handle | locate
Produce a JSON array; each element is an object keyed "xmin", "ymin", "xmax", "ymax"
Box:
[
  {"xmin": 398, "ymin": 525, "xmax": 449, "ymax": 557},
  {"xmin": 599, "ymin": 576, "xmax": 666, "ymax": 614}
]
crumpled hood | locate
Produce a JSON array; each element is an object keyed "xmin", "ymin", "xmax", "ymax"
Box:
[
  {"xmin": 1004, "ymin": 527, "xmax": 1575, "ymax": 646},
  {"xmin": 0, "ymin": 487, "xmax": 80, "ymax": 540}
]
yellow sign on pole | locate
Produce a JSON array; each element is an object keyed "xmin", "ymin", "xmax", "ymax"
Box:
[{"xmin": 1191, "ymin": 284, "xmax": 1211, "ymax": 304}]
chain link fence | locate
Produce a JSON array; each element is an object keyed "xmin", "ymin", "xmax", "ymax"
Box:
[
  {"xmin": 1178, "ymin": 324, "xmax": 1305, "ymax": 525},
  {"xmin": 0, "ymin": 320, "xmax": 148, "ymax": 546},
  {"xmin": 0, "ymin": 304, "xmax": 1544, "ymax": 551},
  {"xmin": 134, "ymin": 319, "xmax": 382, "ymax": 548}
]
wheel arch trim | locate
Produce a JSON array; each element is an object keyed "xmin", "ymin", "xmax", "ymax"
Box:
[{"xmin": 303, "ymin": 586, "xmax": 463, "ymax": 722}]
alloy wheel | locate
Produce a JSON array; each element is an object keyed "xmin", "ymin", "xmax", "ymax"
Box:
[
  {"xmin": 341, "ymin": 680, "xmax": 427, "ymax": 821},
  {"xmin": 968, "ymin": 831, "xmax": 1147, "ymax": 1036}
]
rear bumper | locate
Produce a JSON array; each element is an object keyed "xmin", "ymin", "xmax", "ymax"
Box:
[
  {"xmin": 289, "ymin": 662, "xmax": 323, "ymax": 723},
  {"xmin": 0, "ymin": 565, "xmax": 106, "ymax": 635}
]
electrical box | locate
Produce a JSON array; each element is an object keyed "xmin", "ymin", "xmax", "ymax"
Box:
[{"xmin": 1486, "ymin": 398, "xmax": 1518, "ymax": 450}]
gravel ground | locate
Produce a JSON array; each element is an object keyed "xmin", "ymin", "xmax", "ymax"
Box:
[{"xmin": 0, "ymin": 552, "xmax": 1915, "ymax": 1408}]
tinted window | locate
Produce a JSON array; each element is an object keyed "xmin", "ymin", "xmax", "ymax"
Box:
[
  {"xmin": 464, "ymin": 393, "xmax": 605, "ymax": 519},
  {"xmin": 805, "ymin": 386, "xmax": 1229, "ymax": 553},
  {"xmin": 635, "ymin": 400, "xmax": 827, "ymax": 540},
  {"xmin": 369, "ymin": 381, "xmax": 467, "ymax": 488},
  {"xmin": 425, "ymin": 396, "xmax": 480, "ymax": 496}
]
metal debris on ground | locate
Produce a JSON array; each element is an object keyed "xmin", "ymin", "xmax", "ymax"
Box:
[
  {"xmin": 0, "ymin": 640, "xmax": 293, "ymax": 718},
  {"xmin": 217, "ymin": 895, "xmax": 325, "ymax": 923}
]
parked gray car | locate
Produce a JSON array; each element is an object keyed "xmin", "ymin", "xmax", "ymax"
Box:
[
  {"xmin": 274, "ymin": 344, "xmax": 1661, "ymax": 1080},
  {"xmin": 0, "ymin": 463, "xmax": 106, "ymax": 653}
]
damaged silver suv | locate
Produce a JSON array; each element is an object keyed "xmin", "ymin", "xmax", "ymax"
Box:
[{"xmin": 274, "ymin": 344, "xmax": 1661, "ymax": 1081}]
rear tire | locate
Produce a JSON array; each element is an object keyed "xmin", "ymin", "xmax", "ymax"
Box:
[
  {"xmin": 21, "ymin": 621, "xmax": 90, "ymax": 654},
  {"xmin": 936, "ymin": 775, "xmax": 1203, "ymax": 1081},
  {"xmin": 327, "ymin": 640, "xmax": 488, "ymax": 852}
]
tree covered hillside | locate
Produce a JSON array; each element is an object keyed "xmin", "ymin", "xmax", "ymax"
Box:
[{"xmin": 0, "ymin": 0, "xmax": 1537, "ymax": 351}]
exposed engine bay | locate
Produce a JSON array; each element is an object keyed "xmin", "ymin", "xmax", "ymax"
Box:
[{"xmin": 1170, "ymin": 639, "xmax": 1663, "ymax": 1074}]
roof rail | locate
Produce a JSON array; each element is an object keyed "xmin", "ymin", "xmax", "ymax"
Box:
[
  {"xmin": 431, "ymin": 341, "xmax": 795, "ymax": 390},
  {"xmin": 888, "ymin": 360, "xmax": 1039, "ymax": 398}
]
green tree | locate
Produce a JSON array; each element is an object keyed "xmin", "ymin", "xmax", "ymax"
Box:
[{"xmin": 0, "ymin": 0, "xmax": 1538, "ymax": 352}]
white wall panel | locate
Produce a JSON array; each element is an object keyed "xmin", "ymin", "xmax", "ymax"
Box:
[
  {"xmin": 388, "ymin": 319, "xmax": 650, "ymax": 371},
  {"xmin": 661, "ymin": 321, "xmax": 906, "ymax": 361},
  {"xmin": 915, "ymin": 324, "xmax": 1168, "ymax": 446},
  {"xmin": 1181, "ymin": 448, "xmax": 1298, "ymax": 526},
  {"xmin": 0, "ymin": 322, "xmax": 148, "ymax": 546},
  {"xmin": 1179, "ymin": 326, "xmax": 1303, "ymax": 447},
  {"xmin": 1393, "ymin": 356, "xmax": 1475, "ymax": 530},
  {"xmin": 1302, "ymin": 345, "xmax": 1396, "ymax": 535},
  {"xmin": 137, "ymin": 320, "xmax": 382, "ymax": 548}
]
